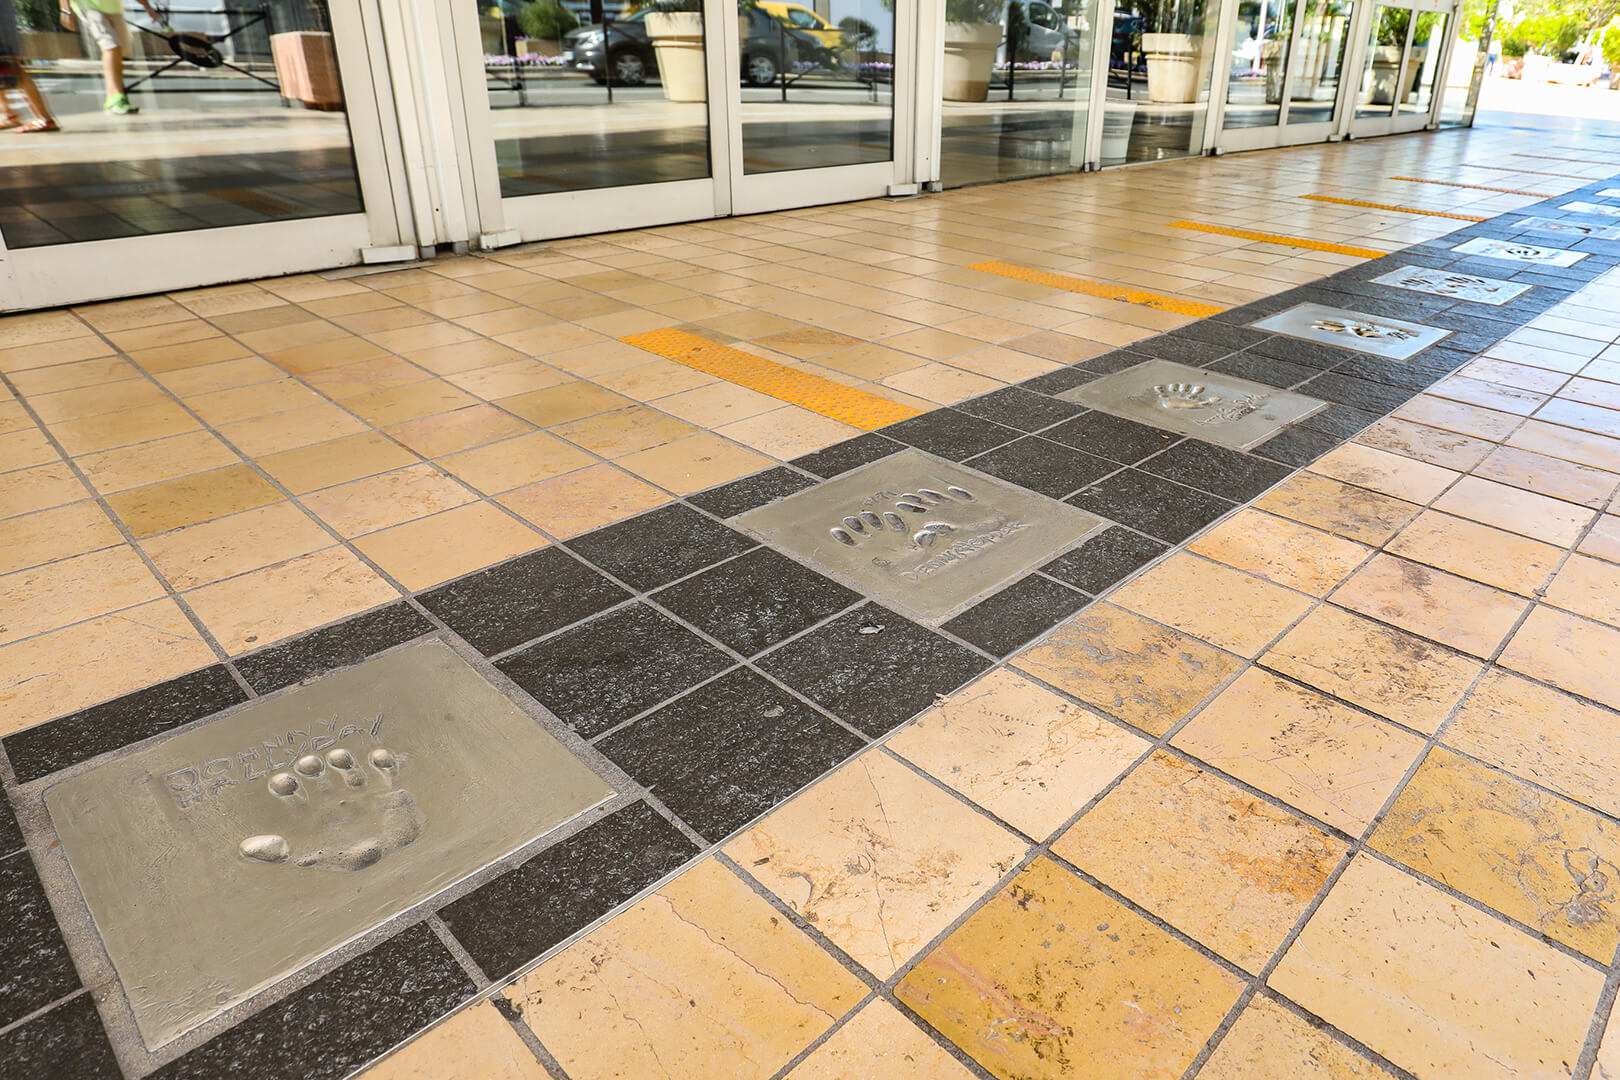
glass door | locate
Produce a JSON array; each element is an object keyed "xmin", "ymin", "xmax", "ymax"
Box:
[
  {"xmin": 1213, "ymin": 0, "xmax": 1354, "ymax": 150},
  {"xmin": 1347, "ymin": 0, "xmax": 1452, "ymax": 135}
]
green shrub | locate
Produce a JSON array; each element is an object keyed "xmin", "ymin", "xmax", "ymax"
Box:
[
  {"xmin": 1602, "ymin": 18, "xmax": 1620, "ymax": 68},
  {"xmin": 1499, "ymin": 26, "xmax": 1529, "ymax": 56},
  {"xmin": 15, "ymin": 0, "xmax": 60, "ymax": 31},
  {"xmin": 946, "ymin": 0, "xmax": 1004, "ymax": 22},
  {"xmin": 516, "ymin": 0, "xmax": 578, "ymax": 39}
]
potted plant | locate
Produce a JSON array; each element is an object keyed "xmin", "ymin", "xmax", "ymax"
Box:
[
  {"xmin": 1603, "ymin": 18, "xmax": 1620, "ymax": 88},
  {"xmin": 943, "ymin": 0, "xmax": 1004, "ymax": 101},
  {"xmin": 1499, "ymin": 23, "xmax": 1528, "ymax": 76},
  {"xmin": 636, "ymin": 0, "xmax": 707, "ymax": 101},
  {"xmin": 516, "ymin": 0, "xmax": 577, "ymax": 55},
  {"xmin": 1364, "ymin": 5, "xmax": 1407, "ymax": 102},
  {"xmin": 1136, "ymin": 0, "xmax": 1213, "ymax": 103},
  {"xmin": 16, "ymin": 0, "xmax": 81, "ymax": 60}
]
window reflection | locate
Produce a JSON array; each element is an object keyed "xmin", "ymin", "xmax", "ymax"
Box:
[
  {"xmin": 1222, "ymin": 0, "xmax": 1292, "ymax": 129},
  {"xmin": 1286, "ymin": 0, "xmax": 1350, "ymax": 123},
  {"xmin": 1103, "ymin": 0, "xmax": 1218, "ymax": 163}
]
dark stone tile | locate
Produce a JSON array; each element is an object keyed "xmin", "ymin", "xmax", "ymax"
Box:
[
  {"xmin": 438, "ymin": 801, "xmax": 698, "ymax": 980},
  {"xmin": 0, "ymin": 854, "xmax": 81, "ymax": 1027},
  {"xmin": 1245, "ymin": 335, "xmax": 1362, "ymax": 369},
  {"xmin": 652, "ymin": 548, "xmax": 859, "ymax": 657},
  {"xmin": 1298, "ymin": 403, "xmax": 1380, "ymax": 439},
  {"xmin": 0, "ymin": 796, "xmax": 23, "ymax": 859},
  {"xmin": 689, "ymin": 467, "xmax": 814, "ymax": 519},
  {"xmin": 941, "ymin": 575, "xmax": 1088, "ymax": 657},
  {"xmin": 759, "ymin": 603, "xmax": 990, "ymax": 738},
  {"xmin": 1207, "ymin": 350, "xmax": 1320, "ymax": 389},
  {"xmin": 1040, "ymin": 525, "xmax": 1168, "ymax": 594},
  {"xmin": 954, "ymin": 386, "xmax": 1085, "ymax": 432},
  {"xmin": 1132, "ymin": 334, "xmax": 1236, "ymax": 365},
  {"xmin": 790, "ymin": 433, "xmax": 904, "ymax": 478},
  {"xmin": 235, "ymin": 602, "xmax": 433, "ymax": 694},
  {"xmin": 4, "ymin": 665, "xmax": 246, "ymax": 785},
  {"xmin": 1139, "ymin": 440, "xmax": 1290, "ymax": 502},
  {"xmin": 1299, "ymin": 372, "xmax": 1412, "ymax": 414},
  {"xmin": 964, "ymin": 436, "xmax": 1116, "ymax": 500},
  {"xmin": 496, "ymin": 603, "xmax": 733, "ymax": 738},
  {"xmin": 1068, "ymin": 470, "xmax": 1236, "ymax": 544},
  {"xmin": 1078, "ymin": 350, "xmax": 1150, "ymax": 375},
  {"xmin": 878, "ymin": 408, "xmax": 1021, "ymax": 461},
  {"xmin": 567, "ymin": 503, "xmax": 756, "ymax": 592},
  {"xmin": 1042, "ymin": 412, "xmax": 1180, "ymax": 465},
  {"xmin": 1408, "ymin": 345, "xmax": 1474, "ymax": 374},
  {"xmin": 0, "ymin": 996, "xmax": 118, "ymax": 1079},
  {"xmin": 597, "ymin": 669, "xmax": 865, "ymax": 842},
  {"xmin": 1331, "ymin": 356, "xmax": 1442, "ymax": 392},
  {"xmin": 419, "ymin": 546, "xmax": 629, "ymax": 656},
  {"xmin": 1169, "ymin": 320, "xmax": 1270, "ymax": 351},
  {"xmin": 1021, "ymin": 366, "xmax": 1101, "ymax": 396},
  {"xmin": 1253, "ymin": 425, "xmax": 1340, "ymax": 467},
  {"xmin": 154, "ymin": 924, "xmax": 474, "ymax": 1080}
]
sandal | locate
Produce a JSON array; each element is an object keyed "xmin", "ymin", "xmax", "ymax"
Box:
[
  {"xmin": 0, "ymin": 116, "xmax": 21, "ymax": 131},
  {"xmin": 14, "ymin": 118, "xmax": 60, "ymax": 133}
]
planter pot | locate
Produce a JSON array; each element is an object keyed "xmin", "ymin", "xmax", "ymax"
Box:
[
  {"xmin": 20, "ymin": 28, "xmax": 82, "ymax": 60},
  {"xmin": 480, "ymin": 15, "xmax": 505, "ymax": 56},
  {"xmin": 271, "ymin": 31, "xmax": 344, "ymax": 110},
  {"xmin": 1503, "ymin": 56, "xmax": 1524, "ymax": 78},
  {"xmin": 1401, "ymin": 45, "xmax": 1427, "ymax": 99},
  {"xmin": 1261, "ymin": 40, "xmax": 1285, "ymax": 103},
  {"xmin": 1366, "ymin": 43, "xmax": 1402, "ymax": 103},
  {"xmin": 1101, "ymin": 104, "xmax": 1135, "ymax": 158},
  {"xmin": 646, "ymin": 11, "xmax": 706, "ymax": 102},
  {"xmin": 942, "ymin": 22, "xmax": 1003, "ymax": 102},
  {"xmin": 516, "ymin": 38, "xmax": 562, "ymax": 57},
  {"xmin": 1142, "ymin": 32, "xmax": 1204, "ymax": 103}
]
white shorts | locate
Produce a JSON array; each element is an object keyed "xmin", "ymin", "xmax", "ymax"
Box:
[{"xmin": 83, "ymin": 9, "xmax": 131, "ymax": 54}]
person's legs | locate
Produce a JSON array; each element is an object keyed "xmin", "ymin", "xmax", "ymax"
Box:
[
  {"xmin": 16, "ymin": 70, "xmax": 56, "ymax": 124},
  {"xmin": 101, "ymin": 45, "xmax": 121, "ymax": 97}
]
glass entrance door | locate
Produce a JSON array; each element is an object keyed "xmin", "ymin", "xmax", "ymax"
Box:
[
  {"xmin": 1347, "ymin": 0, "xmax": 1451, "ymax": 135},
  {"xmin": 1213, "ymin": 0, "xmax": 1354, "ymax": 150}
]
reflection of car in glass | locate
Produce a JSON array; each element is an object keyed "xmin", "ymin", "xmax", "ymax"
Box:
[
  {"xmin": 756, "ymin": 1, "xmax": 841, "ymax": 46},
  {"xmin": 1014, "ymin": 0, "xmax": 1080, "ymax": 59},
  {"xmin": 562, "ymin": 7, "xmax": 827, "ymax": 86}
]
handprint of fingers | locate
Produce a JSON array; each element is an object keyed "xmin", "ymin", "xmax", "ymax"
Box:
[
  {"xmin": 829, "ymin": 485, "xmax": 978, "ymax": 550},
  {"xmin": 238, "ymin": 747, "xmax": 423, "ymax": 872}
]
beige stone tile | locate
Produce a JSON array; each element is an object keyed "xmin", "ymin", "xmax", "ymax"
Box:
[
  {"xmin": 299, "ymin": 464, "xmax": 476, "ymax": 537},
  {"xmin": 617, "ymin": 433, "xmax": 772, "ymax": 494},
  {"xmin": 1111, "ymin": 552, "xmax": 1313, "ymax": 658},
  {"xmin": 656, "ymin": 382, "xmax": 781, "ymax": 427},
  {"xmin": 753, "ymin": 327, "xmax": 863, "ymax": 359},
  {"xmin": 1309, "ymin": 443, "xmax": 1460, "ymax": 504},
  {"xmin": 1173, "ymin": 668, "xmax": 1426, "ymax": 833},
  {"xmin": 1056, "ymin": 752, "xmax": 1344, "ymax": 971},
  {"xmin": 1510, "ymin": 418, "xmax": 1620, "ymax": 474},
  {"xmin": 345, "ymin": 380, "xmax": 480, "ymax": 427},
  {"xmin": 785, "ymin": 999, "xmax": 974, "ymax": 1080},
  {"xmin": 141, "ymin": 501, "xmax": 333, "ymax": 590},
  {"xmin": 1499, "ymin": 605, "xmax": 1620, "ymax": 711},
  {"xmin": 941, "ymin": 345, "xmax": 1061, "ymax": 381},
  {"xmin": 1187, "ymin": 509, "xmax": 1371, "ymax": 596},
  {"xmin": 1386, "ymin": 509, "xmax": 1564, "ymax": 596},
  {"xmin": 299, "ymin": 355, "xmax": 429, "ymax": 399},
  {"xmin": 355, "ymin": 503, "xmax": 544, "ymax": 591},
  {"xmin": 437, "ymin": 431, "xmax": 597, "ymax": 495},
  {"xmin": 353, "ymin": 1002, "xmax": 547, "ymax": 1080},
  {"xmin": 0, "ymin": 545, "xmax": 167, "ymax": 646},
  {"xmin": 1254, "ymin": 471, "xmax": 1421, "ymax": 545},
  {"xmin": 554, "ymin": 406, "xmax": 700, "ymax": 458},
  {"xmin": 888, "ymin": 668, "xmax": 1148, "ymax": 839},
  {"xmin": 1331, "ymin": 554, "xmax": 1529, "ymax": 658},
  {"xmin": 0, "ymin": 599, "xmax": 218, "ymax": 735},
  {"xmin": 1370, "ymin": 747, "xmax": 1620, "ymax": 960},
  {"xmin": 155, "ymin": 356, "xmax": 283, "ymax": 398},
  {"xmin": 259, "ymin": 432, "xmax": 422, "ymax": 495},
  {"xmin": 184, "ymin": 546, "xmax": 398, "ymax": 654},
  {"xmin": 406, "ymin": 338, "xmax": 525, "ymax": 375},
  {"xmin": 499, "ymin": 464, "xmax": 669, "ymax": 538},
  {"xmin": 0, "ymin": 428, "xmax": 56, "ymax": 473},
  {"xmin": 0, "ymin": 501, "xmax": 123, "ymax": 576},
  {"xmin": 1431, "ymin": 475, "xmax": 1595, "ymax": 546},
  {"xmin": 717, "ymin": 408, "xmax": 862, "ymax": 460},
  {"xmin": 0, "ymin": 462, "xmax": 90, "ymax": 520},
  {"xmin": 76, "ymin": 430, "xmax": 242, "ymax": 494},
  {"xmin": 185, "ymin": 379, "xmax": 324, "ymax": 426},
  {"xmin": 10, "ymin": 356, "xmax": 138, "ymax": 397},
  {"xmin": 0, "ymin": 335, "xmax": 109, "ymax": 373},
  {"xmin": 595, "ymin": 359, "xmax": 717, "ymax": 401},
  {"xmin": 1580, "ymin": 514, "xmax": 1620, "ymax": 563},
  {"xmin": 1270, "ymin": 855, "xmax": 1602, "ymax": 1080},
  {"xmin": 1544, "ymin": 554, "xmax": 1620, "ymax": 627},
  {"xmin": 1199, "ymin": 997, "xmax": 1396, "ymax": 1080},
  {"xmin": 218, "ymin": 402, "xmax": 370, "ymax": 457},
  {"xmin": 1390, "ymin": 396, "xmax": 1522, "ymax": 442},
  {"xmin": 1475, "ymin": 444, "xmax": 1620, "ymax": 509},
  {"xmin": 450, "ymin": 360, "xmax": 574, "ymax": 401},
  {"xmin": 1012, "ymin": 603, "xmax": 1242, "ymax": 736},
  {"xmin": 1356, "ymin": 417, "xmax": 1495, "ymax": 472},
  {"xmin": 880, "ymin": 363, "xmax": 1001, "ymax": 404},
  {"xmin": 104, "ymin": 464, "xmax": 283, "ymax": 538},
  {"xmin": 508, "ymin": 858, "xmax": 865, "ymax": 1080},
  {"xmin": 728, "ymin": 751, "xmax": 1025, "ymax": 978},
  {"xmin": 51, "ymin": 400, "xmax": 199, "ymax": 456},
  {"xmin": 1263, "ymin": 604, "xmax": 1482, "ymax": 732},
  {"xmin": 387, "ymin": 405, "xmax": 533, "ymax": 458},
  {"xmin": 813, "ymin": 342, "xmax": 928, "ymax": 380},
  {"xmin": 896, "ymin": 857, "xmax": 1244, "ymax": 1080},
  {"xmin": 267, "ymin": 338, "xmax": 390, "ymax": 375}
]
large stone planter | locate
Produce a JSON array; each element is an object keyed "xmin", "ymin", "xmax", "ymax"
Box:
[
  {"xmin": 1366, "ymin": 43, "xmax": 1402, "ymax": 102},
  {"xmin": 1262, "ymin": 39, "xmax": 1285, "ymax": 102},
  {"xmin": 1101, "ymin": 103, "xmax": 1135, "ymax": 158},
  {"xmin": 1143, "ymin": 32, "xmax": 1205, "ymax": 103},
  {"xmin": 646, "ymin": 11, "xmax": 706, "ymax": 102},
  {"xmin": 942, "ymin": 22, "xmax": 1003, "ymax": 101},
  {"xmin": 516, "ymin": 38, "xmax": 562, "ymax": 57}
]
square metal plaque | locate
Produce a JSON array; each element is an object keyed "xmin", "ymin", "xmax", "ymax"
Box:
[
  {"xmin": 1369, "ymin": 265, "xmax": 1530, "ymax": 306},
  {"xmin": 1250, "ymin": 302, "xmax": 1451, "ymax": 361},
  {"xmin": 735, "ymin": 449, "xmax": 1105, "ymax": 623},
  {"xmin": 1056, "ymin": 358, "xmax": 1327, "ymax": 449},
  {"xmin": 1452, "ymin": 236, "xmax": 1587, "ymax": 267},
  {"xmin": 45, "ymin": 640, "xmax": 612, "ymax": 1048},
  {"xmin": 1561, "ymin": 200, "xmax": 1620, "ymax": 219},
  {"xmin": 1514, "ymin": 217, "xmax": 1620, "ymax": 241}
]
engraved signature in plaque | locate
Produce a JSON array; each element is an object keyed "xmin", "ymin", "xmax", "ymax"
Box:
[
  {"xmin": 45, "ymin": 640, "xmax": 613, "ymax": 1048},
  {"xmin": 1515, "ymin": 217, "xmax": 1620, "ymax": 241},
  {"xmin": 1251, "ymin": 303, "xmax": 1450, "ymax": 360},
  {"xmin": 1451, "ymin": 236, "xmax": 1587, "ymax": 267},
  {"xmin": 1371, "ymin": 265, "xmax": 1531, "ymax": 306}
]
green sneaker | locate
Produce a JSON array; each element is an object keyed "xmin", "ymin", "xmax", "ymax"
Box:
[{"xmin": 104, "ymin": 94, "xmax": 137, "ymax": 115}]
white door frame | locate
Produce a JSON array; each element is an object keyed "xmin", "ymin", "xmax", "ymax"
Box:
[
  {"xmin": 1210, "ymin": 0, "xmax": 1356, "ymax": 152},
  {"xmin": 1343, "ymin": 0, "xmax": 1453, "ymax": 137}
]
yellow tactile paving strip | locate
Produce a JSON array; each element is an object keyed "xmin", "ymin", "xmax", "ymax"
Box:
[
  {"xmin": 1389, "ymin": 176, "xmax": 1545, "ymax": 197},
  {"xmin": 622, "ymin": 328, "xmax": 924, "ymax": 430},
  {"xmin": 1167, "ymin": 221, "xmax": 1387, "ymax": 259},
  {"xmin": 968, "ymin": 261, "xmax": 1225, "ymax": 317},
  {"xmin": 1300, "ymin": 194, "xmax": 1490, "ymax": 222}
]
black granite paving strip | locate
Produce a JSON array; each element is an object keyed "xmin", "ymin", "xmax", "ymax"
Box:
[
  {"xmin": 651, "ymin": 547, "xmax": 861, "ymax": 657},
  {"xmin": 1297, "ymin": 403, "xmax": 1381, "ymax": 440},
  {"xmin": 1077, "ymin": 349, "xmax": 1150, "ymax": 374},
  {"xmin": 1021, "ymin": 365, "xmax": 1100, "ymax": 395},
  {"xmin": 565, "ymin": 503, "xmax": 756, "ymax": 592},
  {"xmin": 152, "ymin": 924, "xmax": 474, "ymax": 1080},
  {"xmin": 1297, "ymin": 371, "xmax": 1415, "ymax": 415},
  {"xmin": 0, "ymin": 795, "xmax": 22, "ymax": 859},
  {"xmin": 878, "ymin": 408, "xmax": 1022, "ymax": 461},
  {"xmin": 963, "ymin": 436, "xmax": 1116, "ymax": 500},
  {"xmin": 1243, "ymin": 335, "xmax": 1363, "ymax": 370},
  {"xmin": 235, "ymin": 602, "xmax": 435, "ymax": 695},
  {"xmin": 496, "ymin": 603, "xmax": 734, "ymax": 739},
  {"xmin": 1067, "ymin": 469, "xmax": 1237, "ymax": 544},
  {"xmin": 0, "ymin": 854, "xmax": 81, "ymax": 1028},
  {"xmin": 1331, "ymin": 356, "xmax": 1445, "ymax": 392},
  {"xmin": 1166, "ymin": 320, "xmax": 1270, "ymax": 351},
  {"xmin": 1129, "ymin": 334, "xmax": 1237, "ymax": 366},
  {"xmin": 1042, "ymin": 411, "xmax": 1180, "ymax": 464},
  {"xmin": 1138, "ymin": 440, "xmax": 1291, "ymax": 503},
  {"xmin": 954, "ymin": 385, "xmax": 1084, "ymax": 432},
  {"xmin": 758, "ymin": 603, "xmax": 991, "ymax": 739},
  {"xmin": 437, "ymin": 801, "xmax": 698, "ymax": 981},
  {"xmin": 790, "ymin": 433, "xmax": 904, "ymax": 478},
  {"xmin": 1206, "ymin": 352, "xmax": 1318, "ymax": 389},
  {"xmin": 4, "ymin": 665, "xmax": 247, "ymax": 785},
  {"xmin": 1039, "ymin": 524, "xmax": 1168, "ymax": 595},
  {"xmin": 940, "ymin": 575, "xmax": 1089, "ymax": 657},
  {"xmin": 595, "ymin": 669, "xmax": 866, "ymax": 843},
  {"xmin": 418, "ymin": 546, "xmax": 630, "ymax": 656},
  {"xmin": 1252, "ymin": 426, "xmax": 1340, "ymax": 467},
  {"xmin": 688, "ymin": 466, "xmax": 816, "ymax": 519},
  {"xmin": 0, "ymin": 994, "xmax": 119, "ymax": 1078}
]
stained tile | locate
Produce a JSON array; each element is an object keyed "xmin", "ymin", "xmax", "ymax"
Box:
[
  {"xmin": 1370, "ymin": 747, "xmax": 1620, "ymax": 960},
  {"xmin": 499, "ymin": 381, "xmax": 632, "ymax": 426},
  {"xmin": 0, "ymin": 854, "xmax": 84, "ymax": 1026},
  {"xmin": 1308, "ymin": 443, "xmax": 1459, "ymax": 503},
  {"xmin": 0, "ymin": 502, "xmax": 123, "ymax": 576},
  {"xmin": 1111, "ymin": 551, "xmax": 1312, "ymax": 658},
  {"xmin": 1544, "ymin": 554, "xmax": 1620, "ymax": 627},
  {"xmin": 141, "ymin": 501, "xmax": 334, "ymax": 590},
  {"xmin": 1254, "ymin": 471, "xmax": 1420, "ymax": 544},
  {"xmin": 1432, "ymin": 475, "xmax": 1595, "ymax": 546},
  {"xmin": 218, "ymin": 402, "xmax": 369, "ymax": 457},
  {"xmin": 355, "ymin": 1002, "xmax": 547, "ymax": 1080},
  {"xmin": 759, "ymin": 603, "xmax": 990, "ymax": 738},
  {"xmin": 1263, "ymin": 604, "xmax": 1482, "ymax": 733},
  {"xmin": 1174, "ymin": 668, "xmax": 1425, "ymax": 833},
  {"xmin": 1499, "ymin": 605, "xmax": 1620, "ymax": 711},
  {"xmin": 102, "ymin": 464, "xmax": 281, "ymax": 539},
  {"xmin": 1385, "ymin": 509, "xmax": 1564, "ymax": 596},
  {"xmin": 183, "ymin": 547, "xmax": 399, "ymax": 655},
  {"xmin": 507, "ymin": 858, "xmax": 865, "ymax": 1080},
  {"xmin": 1356, "ymin": 416, "xmax": 1495, "ymax": 471},
  {"xmin": 256, "ymin": 432, "xmax": 422, "ymax": 495},
  {"xmin": 1038, "ymin": 524, "xmax": 1167, "ymax": 595},
  {"xmin": 1582, "ymin": 513, "xmax": 1620, "ymax": 563},
  {"xmin": 1188, "ymin": 509, "xmax": 1370, "ymax": 596},
  {"xmin": 1199, "ymin": 996, "xmax": 1396, "ymax": 1080},
  {"xmin": 300, "ymin": 464, "xmax": 476, "ymax": 538},
  {"xmin": 1056, "ymin": 752, "xmax": 1344, "ymax": 971},
  {"xmin": 569, "ymin": 502, "xmax": 756, "ymax": 591},
  {"xmin": 897, "ymin": 857, "xmax": 1244, "ymax": 1080},
  {"xmin": 941, "ymin": 575, "xmax": 1089, "ymax": 656},
  {"xmin": 1270, "ymin": 856, "xmax": 1601, "ymax": 1080},
  {"xmin": 1476, "ymin": 444, "xmax": 1620, "ymax": 508},
  {"xmin": 1068, "ymin": 469, "xmax": 1236, "ymax": 544},
  {"xmin": 235, "ymin": 601, "xmax": 432, "ymax": 694},
  {"xmin": 784, "ymin": 999, "xmax": 975, "ymax": 1080},
  {"xmin": 616, "ymin": 433, "xmax": 773, "ymax": 494},
  {"xmin": 419, "ymin": 546, "xmax": 628, "ymax": 655},
  {"xmin": 1012, "ymin": 603, "xmax": 1241, "ymax": 736},
  {"xmin": 1332, "ymin": 554, "xmax": 1529, "ymax": 658}
]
